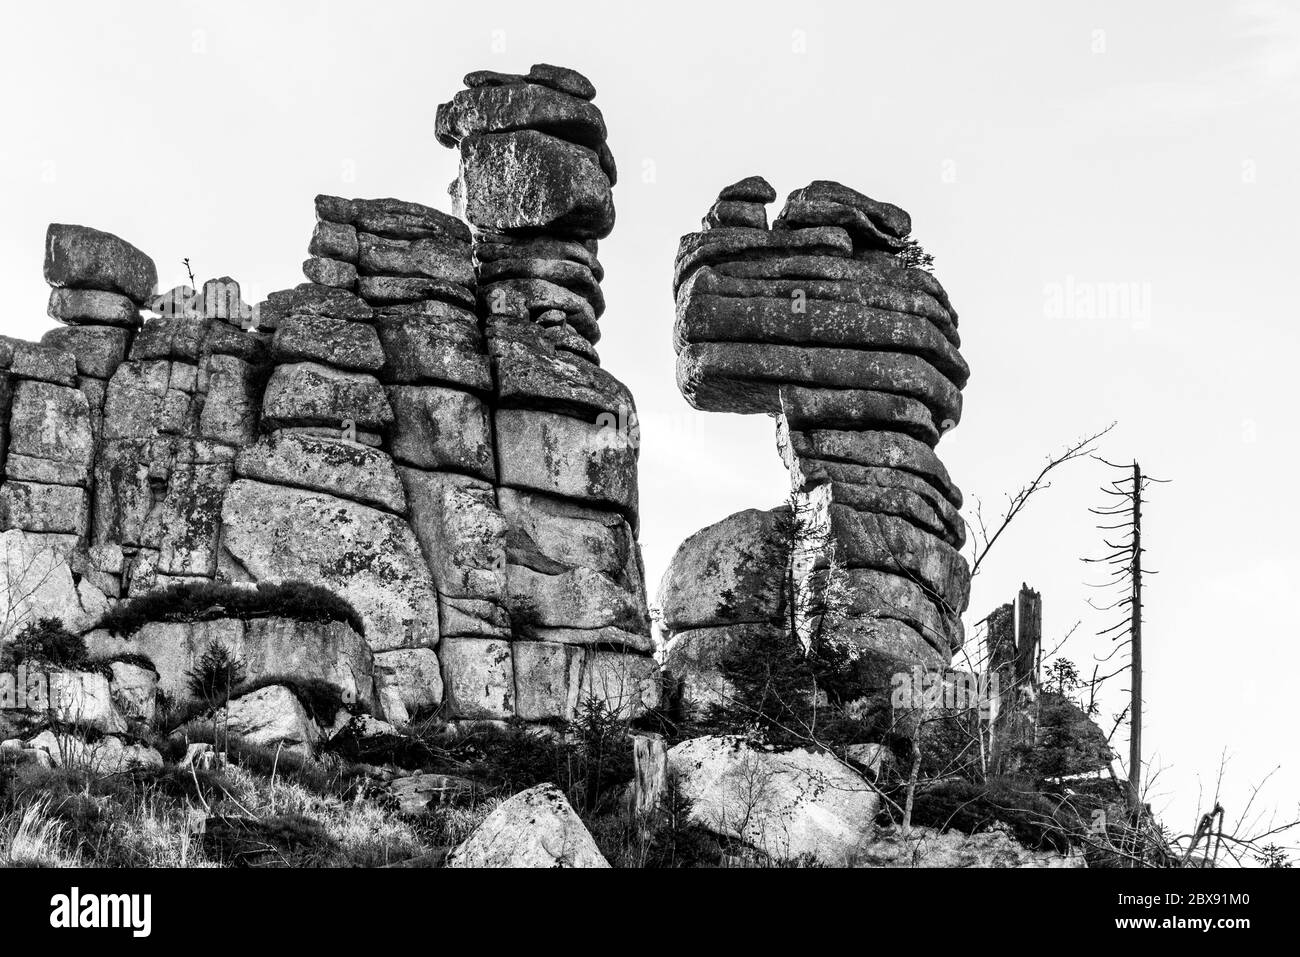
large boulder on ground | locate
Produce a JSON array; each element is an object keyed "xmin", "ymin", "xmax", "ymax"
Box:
[
  {"xmin": 224, "ymin": 684, "xmax": 321, "ymax": 753},
  {"xmin": 668, "ymin": 735, "xmax": 880, "ymax": 863},
  {"xmin": 1, "ymin": 668, "xmax": 127, "ymax": 733},
  {"xmin": 25, "ymin": 730, "xmax": 162, "ymax": 773},
  {"xmin": 446, "ymin": 783, "xmax": 609, "ymax": 868},
  {"xmin": 388, "ymin": 772, "xmax": 479, "ymax": 814}
]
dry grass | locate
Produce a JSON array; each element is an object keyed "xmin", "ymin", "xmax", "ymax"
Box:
[{"xmin": 1, "ymin": 798, "xmax": 83, "ymax": 867}]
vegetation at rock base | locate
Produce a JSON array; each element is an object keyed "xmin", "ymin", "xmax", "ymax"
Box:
[{"xmin": 0, "ymin": 627, "xmax": 728, "ymax": 868}]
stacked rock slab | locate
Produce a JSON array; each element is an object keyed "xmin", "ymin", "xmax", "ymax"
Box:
[
  {"xmin": 662, "ymin": 177, "xmax": 970, "ymax": 707},
  {"xmin": 436, "ymin": 65, "xmax": 656, "ymax": 723},
  {"xmin": 2, "ymin": 226, "xmax": 153, "ymax": 549}
]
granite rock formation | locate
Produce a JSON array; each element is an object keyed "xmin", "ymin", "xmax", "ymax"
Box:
[
  {"xmin": 661, "ymin": 177, "xmax": 970, "ymax": 710},
  {"xmin": 0, "ymin": 64, "xmax": 655, "ymax": 741}
]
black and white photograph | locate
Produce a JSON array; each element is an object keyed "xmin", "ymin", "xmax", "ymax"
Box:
[{"xmin": 0, "ymin": 0, "xmax": 1292, "ymax": 933}]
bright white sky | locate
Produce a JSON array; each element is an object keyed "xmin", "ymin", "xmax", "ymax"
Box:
[{"xmin": 2, "ymin": 0, "xmax": 1296, "ymax": 845}]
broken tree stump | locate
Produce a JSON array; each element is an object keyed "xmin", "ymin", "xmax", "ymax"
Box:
[{"xmin": 631, "ymin": 731, "xmax": 668, "ymax": 819}]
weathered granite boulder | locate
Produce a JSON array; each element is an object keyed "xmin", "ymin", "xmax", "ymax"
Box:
[
  {"xmin": 25, "ymin": 730, "xmax": 162, "ymax": 773},
  {"xmin": 374, "ymin": 301, "xmax": 490, "ymax": 389},
  {"xmin": 0, "ymin": 338, "xmax": 77, "ymax": 386},
  {"xmin": 108, "ymin": 660, "xmax": 158, "ymax": 723},
  {"xmin": 457, "ymin": 131, "xmax": 614, "ymax": 239},
  {"xmin": 388, "ymin": 772, "xmax": 478, "ymax": 814},
  {"xmin": 302, "ymin": 256, "xmax": 358, "ymax": 290},
  {"xmin": 220, "ymin": 480, "xmax": 439, "ymax": 651},
  {"xmin": 386, "ymin": 385, "xmax": 494, "ymax": 479},
  {"xmin": 5, "ymin": 380, "xmax": 94, "ymax": 487},
  {"xmin": 3, "ymin": 668, "xmax": 126, "ymax": 733},
  {"xmin": 0, "ymin": 481, "xmax": 89, "ymax": 536},
  {"xmin": 47, "ymin": 288, "xmax": 141, "ymax": 327},
  {"xmin": 44, "ymin": 224, "xmax": 157, "ymax": 304},
  {"xmin": 315, "ymin": 195, "xmax": 471, "ymax": 246},
  {"xmin": 40, "ymin": 326, "xmax": 131, "ymax": 379},
  {"xmin": 668, "ymin": 735, "xmax": 880, "ymax": 863},
  {"xmin": 658, "ymin": 507, "xmax": 788, "ymax": 632},
  {"xmin": 400, "ymin": 468, "xmax": 506, "ymax": 614},
  {"xmin": 0, "ymin": 531, "xmax": 106, "ymax": 634},
  {"xmin": 511, "ymin": 640, "xmax": 584, "ymax": 721},
  {"xmin": 271, "ymin": 314, "xmax": 385, "ymax": 371},
  {"xmin": 494, "ymin": 409, "xmax": 637, "ymax": 516},
  {"xmin": 465, "ymin": 63, "xmax": 598, "ymax": 101},
  {"xmin": 439, "ymin": 637, "xmax": 514, "ymax": 720},
  {"xmin": 373, "ymin": 647, "xmax": 443, "ymax": 725},
  {"xmin": 358, "ymin": 233, "xmax": 477, "ymax": 287},
  {"xmin": 308, "ymin": 220, "xmax": 359, "ymax": 262},
  {"xmin": 446, "ymin": 783, "xmax": 609, "ymax": 868},
  {"xmin": 225, "ymin": 684, "xmax": 322, "ymax": 753},
  {"xmin": 261, "ymin": 362, "xmax": 393, "ymax": 432},
  {"xmin": 436, "ymin": 82, "xmax": 608, "ymax": 153},
  {"xmin": 235, "ymin": 432, "xmax": 407, "ymax": 513}
]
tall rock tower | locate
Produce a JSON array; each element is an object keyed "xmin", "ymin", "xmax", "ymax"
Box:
[
  {"xmin": 660, "ymin": 178, "xmax": 970, "ymax": 708},
  {"xmin": 428, "ymin": 64, "xmax": 656, "ymax": 720},
  {"xmin": 0, "ymin": 65, "xmax": 655, "ymax": 741}
]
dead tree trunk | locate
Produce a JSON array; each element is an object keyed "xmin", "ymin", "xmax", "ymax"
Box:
[
  {"xmin": 1129, "ymin": 462, "xmax": 1143, "ymax": 811},
  {"xmin": 631, "ymin": 732, "xmax": 668, "ymax": 820},
  {"xmin": 1085, "ymin": 457, "xmax": 1165, "ymax": 813},
  {"xmin": 986, "ymin": 585, "xmax": 1043, "ymax": 777}
]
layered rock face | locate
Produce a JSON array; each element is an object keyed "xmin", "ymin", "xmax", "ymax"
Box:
[
  {"xmin": 0, "ymin": 64, "xmax": 656, "ymax": 733},
  {"xmin": 661, "ymin": 178, "xmax": 970, "ymax": 706}
]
